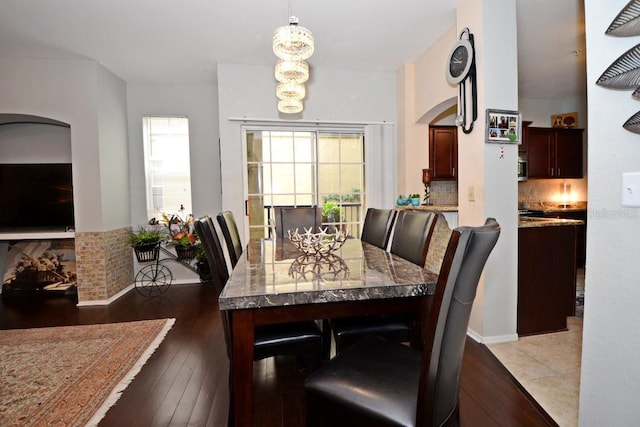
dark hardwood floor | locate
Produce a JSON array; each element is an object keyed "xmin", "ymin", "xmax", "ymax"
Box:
[{"xmin": 0, "ymin": 284, "xmax": 557, "ymax": 426}]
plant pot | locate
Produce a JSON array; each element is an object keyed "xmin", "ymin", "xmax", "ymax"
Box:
[
  {"xmin": 410, "ymin": 198, "xmax": 421, "ymax": 206},
  {"xmin": 196, "ymin": 260, "xmax": 213, "ymax": 284},
  {"xmin": 175, "ymin": 244, "xmax": 197, "ymax": 261},
  {"xmin": 133, "ymin": 242, "xmax": 160, "ymax": 262}
]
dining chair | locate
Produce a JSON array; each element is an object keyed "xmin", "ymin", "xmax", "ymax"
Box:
[
  {"xmin": 194, "ymin": 216, "xmax": 228, "ymax": 294},
  {"xmin": 329, "ymin": 210, "xmax": 437, "ymax": 353},
  {"xmin": 304, "ymin": 218, "xmax": 501, "ymax": 427},
  {"xmin": 195, "ymin": 215, "xmax": 325, "ymax": 361},
  {"xmin": 274, "ymin": 206, "xmax": 322, "ymax": 238},
  {"xmin": 389, "ymin": 210, "xmax": 437, "ymax": 267},
  {"xmin": 194, "ymin": 215, "xmax": 326, "ymax": 425},
  {"xmin": 216, "ymin": 210, "xmax": 243, "ymax": 268},
  {"xmin": 359, "ymin": 208, "xmax": 397, "ymax": 250}
]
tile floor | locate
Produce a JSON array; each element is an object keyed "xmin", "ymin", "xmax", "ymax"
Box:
[{"xmin": 487, "ymin": 269, "xmax": 585, "ymax": 427}]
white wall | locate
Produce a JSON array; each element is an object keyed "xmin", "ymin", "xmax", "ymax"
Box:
[
  {"xmin": 414, "ymin": 25, "xmax": 458, "ymax": 124},
  {"xmin": 1, "ymin": 123, "xmax": 71, "ymax": 163},
  {"xmin": 0, "ymin": 58, "xmax": 114, "ymax": 232},
  {"xmin": 519, "ymin": 96, "xmax": 587, "ymax": 128},
  {"xmin": 97, "ymin": 66, "xmax": 130, "ymax": 229},
  {"xmin": 456, "ymin": 0, "xmax": 519, "ymax": 342},
  {"xmin": 126, "ymin": 84, "xmax": 221, "ymax": 225},
  {"xmin": 580, "ymin": 0, "xmax": 640, "ymax": 423},
  {"xmin": 217, "ymin": 63, "xmax": 397, "ymax": 242}
]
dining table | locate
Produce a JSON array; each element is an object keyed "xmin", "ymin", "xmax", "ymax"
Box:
[{"xmin": 218, "ymin": 237, "xmax": 439, "ymax": 427}]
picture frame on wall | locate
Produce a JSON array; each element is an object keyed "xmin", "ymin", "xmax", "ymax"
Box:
[
  {"xmin": 551, "ymin": 112, "xmax": 578, "ymax": 128},
  {"xmin": 486, "ymin": 109, "xmax": 522, "ymax": 144}
]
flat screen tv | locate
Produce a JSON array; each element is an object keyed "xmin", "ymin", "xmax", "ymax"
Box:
[{"xmin": 0, "ymin": 163, "xmax": 75, "ymax": 231}]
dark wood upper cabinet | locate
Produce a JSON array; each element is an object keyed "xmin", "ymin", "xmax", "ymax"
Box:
[
  {"xmin": 519, "ymin": 121, "xmax": 532, "ymax": 155},
  {"xmin": 526, "ymin": 127, "xmax": 583, "ymax": 178},
  {"xmin": 429, "ymin": 125, "xmax": 457, "ymax": 181}
]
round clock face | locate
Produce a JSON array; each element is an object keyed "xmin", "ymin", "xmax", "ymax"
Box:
[{"xmin": 446, "ymin": 39, "xmax": 473, "ymax": 85}]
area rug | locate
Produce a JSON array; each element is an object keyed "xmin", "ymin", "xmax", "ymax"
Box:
[{"xmin": 0, "ymin": 318, "xmax": 175, "ymax": 426}]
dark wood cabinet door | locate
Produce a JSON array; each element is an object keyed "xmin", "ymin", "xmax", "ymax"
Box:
[
  {"xmin": 555, "ymin": 129, "xmax": 583, "ymax": 178},
  {"xmin": 526, "ymin": 127, "xmax": 583, "ymax": 178},
  {"xmin": 526, "ymin": 128, "xmax": 553, "ymax": 178},
  {"xmin": 429, "ymin": 126, "xmax": 457, "ymax": 180}
]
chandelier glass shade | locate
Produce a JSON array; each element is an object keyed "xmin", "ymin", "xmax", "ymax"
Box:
[
  {"xmin": 278, "ymin": 98, "xmax": 304, "ymax": 114},
  {"xmin": 276, "ymin": 82, "xmax": 306, "ymax": 100},
  {"xmin": 272, "ymin": 16, "xmax": 314, "ymax": 61},
  {"xmin": 275, "ymin": 59, "xmax": 309, "ymax": 84}
]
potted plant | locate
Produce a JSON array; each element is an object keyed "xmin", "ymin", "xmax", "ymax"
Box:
[
  {"xmin": 160, "ymin": 205, "xmax": 198, "ymax": 260},
  {"xmin": 322, "ymin": 200, "xmax": 341, "ymax": 223},
  {"xmin": 194, "ymin": 243, "xmax": 213, "ymax": 284},
  {"xmin": 126, "ymin": 226, "xmax": 164, "ymax": 262}
]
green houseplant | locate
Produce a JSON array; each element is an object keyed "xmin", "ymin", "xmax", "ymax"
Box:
[
  {"xmin": 126, "ymin": 226, "xmax": 164, "ymax": 262},
  {"xmin": 322, "ymin": 200, "xmax": 341, "ymax": 223},
  {"xmin": 126, "ymin": 226, "xmax": 164, "ymax": 247}
]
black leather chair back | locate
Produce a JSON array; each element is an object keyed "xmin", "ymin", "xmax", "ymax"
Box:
[
  {"xmin": 389, "ymin": 210, "xmax": 437, "ymax": 267},
  {"xmin": 217, "ymin": 210, "xmax": 243, "ymax": 268},
  {"xmin": 195, "ymin": 216, "xmax": 234, "ymax": 361},
  {"xmin": 194, "ymin": 216, "xmax": 229, "ymax": 295},
  {"xmin": 274, "ymin": 206, "xmax": 322, "ymax": 238},
  {"xmin": 360, "ymin": 208, "xmax": 397, "ymax": 249},
  {"xmin": 419, "ymin": 218, "xmax": 500, "ymax": 426}
]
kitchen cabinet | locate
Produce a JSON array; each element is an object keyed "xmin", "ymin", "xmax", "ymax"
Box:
[
  {"xmin": 429, "ymin": 126, "xmax": 457, "ymax": 181},
  {"xmin": 519, "ymin": 121, "xmax": 533, "ymax": 155},
  {"xmin": 527, "ymin": 127, "xmax": 583, "ymax": 178},
  {"xmin": 518, "ymin": 222, "xmax": 577, "ymax": 335},
  {"xmin": 543, "ymin": 209, "xmax": 587, "ymax": 267}
]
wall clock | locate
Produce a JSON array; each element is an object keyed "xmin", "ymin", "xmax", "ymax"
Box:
[{"xmin": 446, "ymin": 28, "xmax": 477, "ymax": 134}]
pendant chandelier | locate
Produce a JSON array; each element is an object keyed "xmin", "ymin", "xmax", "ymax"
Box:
[{"xmin": 273, "ymin": 1, "xmax": 313, "ymax": 114}]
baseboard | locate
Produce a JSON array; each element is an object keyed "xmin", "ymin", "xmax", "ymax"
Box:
[
  {"xmin": 467, "ymin": 328, "xmax": 519, "ymax": 344},
  {"xmin": 76, "ymin": 280, "xmax": 200, "ymax": 306},
  {"xmin": 77, "ymin": 283, "xmax": 135, "ymax": 306}
]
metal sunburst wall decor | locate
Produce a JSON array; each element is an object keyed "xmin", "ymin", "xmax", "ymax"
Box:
[{"xmin": 597, "ymin": 0, "xmax": 640, "ymax": 133}]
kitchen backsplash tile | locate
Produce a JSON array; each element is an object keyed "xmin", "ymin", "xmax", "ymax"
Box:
[
  {"xmin": 519, "ymin": 179, "xmax": 587, "ymax": 207},
  {"xmin": 430, "ymin": 181, "xmax": 458, "ymax": 205}
]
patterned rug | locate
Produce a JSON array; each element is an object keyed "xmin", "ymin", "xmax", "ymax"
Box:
[{"xmin": 0, "ymin": 318, "xmax": 175, "ymax": 426}]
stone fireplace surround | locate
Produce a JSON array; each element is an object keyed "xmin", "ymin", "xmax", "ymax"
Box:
[{"xmin": 1, "ymin": 114, "xmax": 134, "ymax": 304}]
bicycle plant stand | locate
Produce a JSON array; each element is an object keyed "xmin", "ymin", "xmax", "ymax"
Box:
[{"xmin": 133, "ymin": 243, "xmax": 200, "ymax": 297}]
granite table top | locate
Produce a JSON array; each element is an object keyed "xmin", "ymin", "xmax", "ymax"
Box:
[{"xmin": 218, "ymin": 239, "xmax": 438, "ymax": 311}]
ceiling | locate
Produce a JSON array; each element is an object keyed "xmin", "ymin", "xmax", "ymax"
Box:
[{"xmin": 0, "ymin": 0, "xmax": 586, "ymax": 100}]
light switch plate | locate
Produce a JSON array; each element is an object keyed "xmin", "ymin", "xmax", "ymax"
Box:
[
  {"xmin": 622, "ymin": 172, "xmax": 640, "ymax": 207},
  {"xmin": 468, "ymin": 186, "xmax": 475, "ymax": 202}
]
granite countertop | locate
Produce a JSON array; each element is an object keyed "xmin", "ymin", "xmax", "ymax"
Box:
[
  {"xmin": 521, "ymin": 201, "xmax": 587, "ymax": 212},
  {"xmin": 396, "ymin": 204, "xmax": 458, "ymax": 212},
  {"xmin": 519, "ymin": 217, "xmax": 584, "ymax": 228}
]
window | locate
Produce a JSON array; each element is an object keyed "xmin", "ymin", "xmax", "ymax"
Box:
[
  {"xmin": 142, "ymin": 116, "xmax": 192, "ymax": 220},
  {"xmin": 245, "ymin": 129, "xmax": 365, "ymax": 239}
]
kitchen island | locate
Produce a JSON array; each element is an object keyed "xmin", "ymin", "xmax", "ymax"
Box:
[{"xmin": 518, "ymin": 216, "xmax": 583, "ymax": 336}]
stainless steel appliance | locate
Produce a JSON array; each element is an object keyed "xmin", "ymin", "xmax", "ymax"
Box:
[{"xmin": 518, "ymin": 157, "xmax": 528, "ymax": 181}]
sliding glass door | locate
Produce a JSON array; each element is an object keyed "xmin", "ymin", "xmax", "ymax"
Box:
[{"xmin": 245, "ymin": 128, "xmax": 365, "ymax": 239}]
